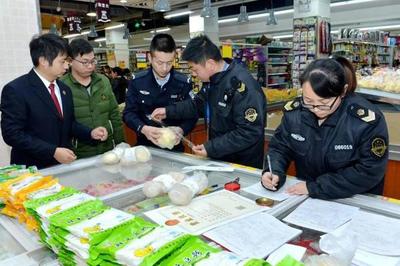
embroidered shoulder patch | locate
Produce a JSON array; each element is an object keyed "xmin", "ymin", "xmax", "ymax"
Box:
[
  {"xmin": 244, "ymin": 108, "xmax": 258, "ymax": 122},
  {"xmin": 371, "ymin": 137, "xmax": 387, "ymax": 158}
]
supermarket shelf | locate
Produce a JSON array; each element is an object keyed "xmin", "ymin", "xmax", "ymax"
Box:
[
  {"xmin": 356, "ymin": 87, "xmax": 400, "ymax": 105},
  {"xmin": 268, "ymin": 53, "xmax": 292, "ymax": 56},
  {"xmin": 267, "ymin": 46, "xmax": 292, "ymax": 49},
  {"xmin": 267, "ymin": 62, "xmax": 289, "ymax": 65},
  {"xmin": 333, "ymin": 40, "xmax": 390, "ymax": 46},
  {"xmin": 267, "ymin": 82, "xmax": 288, "ymax": 86},
  {"xmin": 267, "ymin": 72, "xmax": 289, "ymax": 76}
]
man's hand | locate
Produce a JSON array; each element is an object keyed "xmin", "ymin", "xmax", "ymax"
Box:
[
  {"xmin": 91, "ymin": 127, "xmax": 108, "ymax": 141},
  {"xmin": 286, "ymin": 182, "xmax": 309, "ymax": 195},
  {"xmin": 169, "ymin": 126, "xmax": 184, "ymax": 145},
  {"xmin": 261, "ymin": 172, "xmax": 280, "ymax": 191},
  {"xmin": 192, "ymin": 144, "xmax": 207, "ymax": 157},
  {"xmin": 151, "ymin": 108, "xmax": 167, "ymax": 122},
  {"xmin": 54, "ymin": 147, "xmax": 76, "ymax": 164},
  {"xmin": 141, "ymin": 125, "xmax": 162, "ymax": 145}
]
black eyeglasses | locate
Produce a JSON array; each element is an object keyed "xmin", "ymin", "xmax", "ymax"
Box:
[
  {"xmin": 72, "ymin": 58, "xmax": 97, "ymax": 67},
  {"xmin": 300, "ymin": 95, "xmax": 339, "ymax": 111}
]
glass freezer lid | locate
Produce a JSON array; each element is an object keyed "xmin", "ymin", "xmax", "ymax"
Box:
[{"xmin": 0, "ymin": 218, "xmax": 26, "ymax": 261}]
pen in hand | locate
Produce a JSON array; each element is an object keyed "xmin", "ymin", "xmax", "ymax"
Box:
[{"xmin": 267, "ymin": 155, "xmax": 277, "ymax": 190}]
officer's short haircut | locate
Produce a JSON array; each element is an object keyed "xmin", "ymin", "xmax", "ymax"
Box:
[
  {"xmin": 181, "ymin": 35, "xmax": 222, "ymax": 65},
  {"xmin": 69, "ymin": 38, "xmax": 93, "ymax": 59},
  {"xmin": 30, "ymin": 33, "xmax": 69, "ymax": 67},
  {"xmin": 300, "ymin": 58, "xmax": 346, "ymax": 98},
  {"xmin": 150, "ymin": 33, "xmax": 176, "ymax": 54}
]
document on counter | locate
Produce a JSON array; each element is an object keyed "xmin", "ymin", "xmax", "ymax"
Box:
[
  {"xmin": 144, "ymin": 189, "xmax": 265, "ymax": 235},
  {"xmin": 203, "ymin": 212, "xmax": 302, "ymax": 258},
  {"xmin": 283, "ymin": 198, "xmax": 359, "ymax": 233},
  {"xmin": 242, "ymin": 178, "xmax": 304, "ymax": 201}
]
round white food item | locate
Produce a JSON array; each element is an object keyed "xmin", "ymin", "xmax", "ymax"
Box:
[
  {"xmin": 143, "ymin": 181, "xmax": 165, "ymax": 198},
  {"xmin": 101, "ymin": 151, "xmax": 120, "ymax": 165},
  {"xmin": 121, "ymin": 163, "xmax": 152, "ymax": 181},
  {"xmin": 134, "ymin": 146, "xmax": 151, "ymax": 162},
  {"xmin": 168, "ymin": 183, "xmax": 193, "ymax": 206},
  {"xmin": 157, "ymin": 128, "xmax": 176, "ymax": 150}
]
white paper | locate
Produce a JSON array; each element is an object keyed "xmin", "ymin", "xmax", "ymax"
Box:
[
  {"xmin": 204, "ymin": 212, "xmax": 302, "ymax": 258},
  {"xmin": 283, "ymin": 198, "xmax": 359, "ymax": 233},
  {"xmin": 321, "ymin": 211, "xmax": 400, "ymax": 257},
  {"xmin": 353, "ymin": 249, "xmax": 400, "ymax": 266},
  {"xmin": 266, "ymin": 244, "xmax": 307, "ymax": 265},
  {"xmin": 145, "ymin": 190, "xmax": 264, "ymax": 235},
  {"xmin": 242, "ymin": 178, "xmax": 303, "ymax": 201}
]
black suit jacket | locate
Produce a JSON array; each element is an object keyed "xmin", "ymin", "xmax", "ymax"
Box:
[{"xmin": 1, "ymin": 69, "xmax": 92, "ymax": 169}]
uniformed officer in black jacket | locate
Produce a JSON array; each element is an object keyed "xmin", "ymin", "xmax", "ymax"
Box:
[
  {"xmin": 262, "ymin": 58, "xmax": 389, "ymax": 200},
  {"xmin": 123, "ymin": 34, "xmax": 197, "ymax": 151},
  {"xmin": 152, "ymin": 35, "xmax": 266, "ymax": 168}
]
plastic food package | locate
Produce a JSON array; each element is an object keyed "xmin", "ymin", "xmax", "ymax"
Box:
[
  {"xmin": 168, "ymin": 171, "xmax": 209, "ymax": 206},
  {"xmin": 157, "ymin": 128, "xmax": 177, "ymax": 150},
  {"xmin": 120, "ymin": 146, "xmax": 152, "ymax": 165},
  {"xmin": 143, "ymin": 172, "xmax": 186, "ymax": 198}
]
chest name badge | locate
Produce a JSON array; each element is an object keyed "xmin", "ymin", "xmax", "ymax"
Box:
[
  {"xmin": 170, "ymin": 94, "xmax": 178, "ymax": 99},
  {"xmin": 139, "ymin": 90, "xmax": 150, "ymax": 95},
  {"xmin": 334, "ymin": 144, "xmax": 353, "ymax": 151},
  {"xmin": 218, "ymin": 102, "xmax": 227, "ymax": 107},
  {"xmin": 291, "ymin": 133, "xmax": 305, "ymax": 142},
  {"xmin": 244, "ymin": 108, "xmax": 258, "ymax": 122}
]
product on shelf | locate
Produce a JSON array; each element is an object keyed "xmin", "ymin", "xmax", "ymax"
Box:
[
  {"xmin": 263, "ymin": 87, "xmax": 300, "ymax": 103},
  {"xmin": 357, "ymin": 68, "xmax": 400, "ymax": 93}
]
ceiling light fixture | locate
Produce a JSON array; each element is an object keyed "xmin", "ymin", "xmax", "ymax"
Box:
[
  {"xmin": 123, "ymin": 24, "xmax": 132, "ymax": 39},
  {"xmin": 164, "ymin": 10, "xmax": 193, "ymax": 19},
  {"xmin": 49, "ymin": 24, "xmax": 58, "ymax": 35},
  {"xmin": 238, "ymin": 5, "xmax": 249, "ymax": 23},
  {"xmin": 266, "ymin": 0, "xmax": 277, "ymax": 25},
  {"xmin": 56, "ymin": 0, "xmax": 61, "ymax": 12},
  {"xmin": 154, "ymin": 0, "xmax": 171, "ymax": 12},
  {"xmin": 120, "ymin": 0, "xmax": 127, "ymax": 3},
  {"xmin": 94, "ymin": 37, "xmax": 107, "ymax": 42},
  {"xmin": 86, "ymin": 0, "xmax": 96, "ymax": 17},
  {"xmin": 201, "ymin": 0, "xmax": 214, "ymax": 18},
  {"xmin": 88, "ymin": 25, "xmax": 98, "ymax": 38},
  {"xmin": 150, "ymin": 27, "xmax": 171, "ymax": 33},
  {"xmin": 105, "ymin": 24, "xmax": 125, "ymax": 30}
]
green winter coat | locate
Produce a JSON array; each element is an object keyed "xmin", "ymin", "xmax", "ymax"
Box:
[{"xmin": 61, "ymin": 72, "xmax": 124, "ymax": 158}]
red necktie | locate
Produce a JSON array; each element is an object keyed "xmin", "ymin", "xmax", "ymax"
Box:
[{"xmin": 49, "ymin": 82, "xmax": 63, "ymax": 118}]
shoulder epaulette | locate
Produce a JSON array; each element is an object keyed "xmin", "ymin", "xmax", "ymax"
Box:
[
  {"xmin": 173, "ymin": 71, "xmax": 191, "ymax": 84},
  {"xmin": 348, "ymin": 104, "xmax": 376, "ymax": 123},
  {"xmin": 131, "ymin": 70, "xmax": 147, "ymax": 80},
  {"xmin": 283, "ymin": 99, "xmax": 301, "ymax": 112}
]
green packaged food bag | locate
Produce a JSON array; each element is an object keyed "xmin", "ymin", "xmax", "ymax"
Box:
[
  {"xmin": 159, "ymin": 236, "xmax": 220, "ymax": 266},
  {"xmin": 276, "ymin": 255, "xmax": 305, "ymax": 266},
  {"xmin": 243, "ymin": 258, "xmax": 272, "ymax": 266},
  {"xmin": 112, "ymin": 226, "xmax": 190, "ymax": 266}
]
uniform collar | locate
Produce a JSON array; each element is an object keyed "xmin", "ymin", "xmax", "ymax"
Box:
[
  {"xmin": 209, "ymin": 61, "xmax": 234, "ymax": 85},
  {"xmin": 149, "ymin": 67, "xmax": 174, "ymax": 88}
]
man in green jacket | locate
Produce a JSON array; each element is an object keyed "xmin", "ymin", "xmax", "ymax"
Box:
[{"xmin": 61, "ymin": 38, "xmax": 124, "ymax": 158}]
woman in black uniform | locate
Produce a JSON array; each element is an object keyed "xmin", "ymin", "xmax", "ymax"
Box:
[{"xmin": 261, "ymin": 58, "xmax": 389, "ymax": 200}]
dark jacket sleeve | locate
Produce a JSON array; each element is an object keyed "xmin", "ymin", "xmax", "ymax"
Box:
[
  {"xmin": 263, "ymin": 114, "xmax": 294, "ymax": 190},
  {"xmin": 123, "ymin": 80, "xmax": 146, "ymax": 134},
  {"xmin": 106, "ymin": 77, "xmax": 124, "ymax": 144},
  {"xmin": 1, "ymin": 84, "xmax": 56, "ymax": 160},
  {"xmin": 166, "ymin": 89, "xmax": 206, "ymax": 121},
  {"xmin": 307, "ymin": 116, "xmax": 389, "ymax": 200},
  {"xmin": 177, "ymin": 82, "xmax": 198, "ymax": 135},
  {"xmin": 203, "ymin": 84, "xmax": 265, "ymax": 160},
  {"xmin": 71, "ymin": 115, "xmax": 92, "ymax": 142}
]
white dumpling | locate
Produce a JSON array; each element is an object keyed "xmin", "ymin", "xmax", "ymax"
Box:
[{"xmin": 134, "ymin": 146, "xmax": 151, "ymax": 162}]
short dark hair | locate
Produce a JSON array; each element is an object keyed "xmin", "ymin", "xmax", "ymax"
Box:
[
  {"xmin": 29, "ymin": 33, "xmax": 69, "ymax": 67},
  {"xmin": 69, "ymin": 38, "xmax": 93, "ymax": 58},
  {"xmin": 112, "ymin": 67, "xmax": 123, "ymax": 76},
  {"xmin": 331, "ymin": 55, "xmax": 357, "ymax": 94},
  {"xmin": 300, "ymin": 59, "xmax": 346, "ymax": 98},
  {"xmin": 181, "ymin": 35, "xmax": 222, "ymax": 65},
  {"xmin": 150, "ymin": 33, "xmax": 176, "ymax": 54}
]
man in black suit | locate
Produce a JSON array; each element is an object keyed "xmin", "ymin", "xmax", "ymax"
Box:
[{"xmin": 0, "ymin": 33, "xmax": 108, "ymax": 169}]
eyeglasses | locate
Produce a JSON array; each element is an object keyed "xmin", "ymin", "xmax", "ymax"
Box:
[
  {"xmin": 300, "ymin": 95, "xmax": 339, "ymax": 111},
  {"xmin": 72, "ymin": 58, "xmax": 97, "ymax": 67}
]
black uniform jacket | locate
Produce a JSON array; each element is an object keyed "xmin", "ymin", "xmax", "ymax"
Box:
[
  {"xmin": 123, "ymin": 68, "xmax": 197, "ymax": 151},
  {"xmin": 265, "ymin": 93, "xmax": 389, "ymax": 199},
  {"xmin": 166, "ymin": 62, "xmax": 267, "ymax": 168},
  {"xmin": 1, "ymin": 69, "xmax": 92, "ymax": 169}
]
